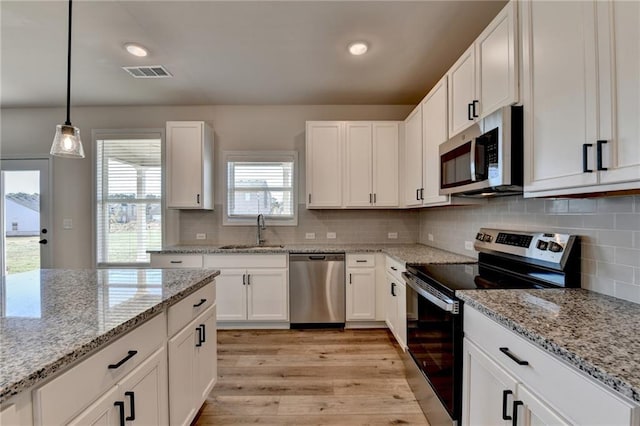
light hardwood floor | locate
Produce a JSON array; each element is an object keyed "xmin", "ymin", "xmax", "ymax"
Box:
[{"xmin": 194, "ymin": 328, "xmax": 429, "ymax": 425}]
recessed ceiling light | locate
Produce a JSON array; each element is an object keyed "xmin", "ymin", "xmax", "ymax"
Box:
[
  {"xmin": 124, "ymin": 43, "xmax": 148, "ymax": 57},
  {"xmin": 348, "ymin": 41, "xmax": 369, "ymax": 56}
]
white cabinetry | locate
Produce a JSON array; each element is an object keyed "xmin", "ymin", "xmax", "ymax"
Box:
[
  {"xmin": 346, "ymin": 254, "xmax": 376, "ymax": 321},
  {"xmin": 522, "ymin": 0, "xmax": 640, "ymax": 197},
  {"xmin": 462, "ymin": 305, "xmax": 638, "ymax": 426},
  {"xmin": 403, "ymin": 106, "xmax": 423, "ymax": 207},
  {"xmin": 166, "ymin": 121, "xmax": 214, "ymax": 209},
  {"xmin": 384, "ymin": 256, "xmax": 406, "ymax": 350},
  {"xmin": 448, "ymin": 1, "xmax": 517, "ymax": 137},
  {"xmin": 306, "ymin": 121, "xmax": 343, "ymax": 208},
  {"xmin": 150, "ymin": 253, "xmax": 203, "ymax": 268},
  {"xmin": 204, "ymin": 254, "xmax": 289, "ymax": 324}
]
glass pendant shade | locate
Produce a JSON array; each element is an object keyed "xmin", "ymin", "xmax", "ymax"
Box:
[{"xmin": 51, "ymin": 124, "xmax": 85, "ymax": 158}]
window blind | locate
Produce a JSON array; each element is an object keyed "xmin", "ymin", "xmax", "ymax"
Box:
[{"xmin": 96, "ymin": 138, "xmax": 162, "ymax": 265}]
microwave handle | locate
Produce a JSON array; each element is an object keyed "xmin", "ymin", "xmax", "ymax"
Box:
[{"xmin": 470, "ymin": 138, "xmax": 477, "ymax": 181}]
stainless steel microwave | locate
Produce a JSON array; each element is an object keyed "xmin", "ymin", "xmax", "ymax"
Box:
[{"xmin": 439, "ymin": 105, "xmax": 523, "ymax": 197}]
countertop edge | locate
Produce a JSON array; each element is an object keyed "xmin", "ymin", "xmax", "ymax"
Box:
[
  {"xmin": 0, "ymin": 271, "xmax": 219, "ymax": 404},
  {"xmin": 457, "ymin": 292, "xmax": 640, "ymax": 404}
]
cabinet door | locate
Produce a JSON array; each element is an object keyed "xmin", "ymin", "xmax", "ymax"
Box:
[
  {"xmin": 448, "ymin": 45, "xmax": 476, "ymax": 137},
  {"xmin": 168, "ymin": 320, "xmax": 197, "ymax": 426},
  {"xmin": 67, "ymin": 386, "xmax": 121, "ymax": 426},
  {"xmin": 306, "ymin": 121, "xmax": 343, "ymax": 208},
  {"xmin": 462, "ymin": 339, "xmax": 517, "ymax": 426},
  {"xmin": 216, "ymin": 269, "xmax": 247, "ymax": 321},
  {"xmin": 167, "ymin": 121, "xmax": 206, "ymax": 209},
  {"xmin": 522, "ymin": 1, "xmax": 600, "ymax": 193},
  {"xmin": 475, "ymin": 0, "xmax": 517, "ymax": 118},
  {"xmin": 346, "ymin": 268, "xmax": 376, "ymax": 320},
  {"xmin": 599, "ymin": 1, "xmax": 640, "ymax": 185},
  {"xmin": 421, "ymin": 75, "xmax": 450, "ymax": 206},
  {"xmin": 194, "ymin": 305, "xmax": 217, "ymax": 405},
  {"xmin": 372, "ymin": 122, "xmax": 399, "ymax": 207},
  {"xmin": 118, "ymin": 347, "xmax": 168, "ymax": 426},
  {"xmin": 246, "ymin": 269, "xmax": 289, "ymax": 321},
  {"xmin": 385, "ymin": 273, "xmax": 398, "ymax": 334},
  {"xmin": 403, "ymin": 105, "xmax": 423, "ymax": 207},
  {"xmin": 515, "ymin": 385, "xmax": 570, "ymax": 426},
  {"xmin": 394, "ymin": 280, "xmax": 407, "ymax": 350},
  {"xmin": 344, "ymin": 122, "xmax": 373, "ymax": 207}
]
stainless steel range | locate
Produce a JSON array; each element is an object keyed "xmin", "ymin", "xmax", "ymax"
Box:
[{"xmin": 402, "ymin": 228, "xmax": 580, "ymax": 426}]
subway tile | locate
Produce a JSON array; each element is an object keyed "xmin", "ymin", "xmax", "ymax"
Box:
[
  {"xmin": 597, "ymin": 261, "xmax": 634, "ymax": 283},
  {"xmin": 582, "ymin": 274, "xmax": 615, "ymax": 297},
  {"xmin": 615, "ymin": 214, "xmax": 640, "ymax": 231},
  {"xmin": 545, "ymin": 199, "xmax": 569, "ymax": 214},
  {"xmin": 554, "ymin": 215, "xmax": 584, "ymax": 229},
  {"xmin": 614, "ymin": 282, "xmax": 640, "ymax": 304},
  {"xmin": 597, "ymin": 196, "xmax": 634, "ymax": 213},
  {"xmin": 582, "ymin": 244, "xmax": 615, "ymax": 262},
  {"xmin": 580, "ymin": 258, "xmax": 597, "ymax": 275},
  {"xmin": 568, "ymin": 199, "xmax": 597, "ymax": 213},
  {"xmin": 596, "ymin": 230, "xmax": 634, "ymax": 249},
  {"xmin": 525, "ymin": 198, "xmax": 546, "ymax": 213},
  {"xmin": 635, "ymin": 232, "xmax": 640, "ymax": 249},
  {"xmin": 615, "ymin": 248, "xmax": 640, "ymax": 268},
  {"xmin": 582, "ymin": 213, "xmax": 615, "ymax": 230}
]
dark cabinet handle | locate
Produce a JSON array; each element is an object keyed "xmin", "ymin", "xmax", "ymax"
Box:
[
  {"xmin": 349, "ymin": 273, "xmax": 352, "ymax": 284},
  {"xmin": 197, "ymin": 194, "xmax": 201, "ymax": 204},
  {"xmin": 201, "ymin": 324, "xmax": 206, "ymax": 342},
  {"xmin": 356, "ymin": 260, "xmax": 367, "ymax": 263},
  {"xmin": 374, "ymin": 193, "xmax": 377, "ymax": 203},
  {"xmin": 597, "ymin": 140, "xmax": 608, "ymax": 171},
  {"xmin": 247, "ymin": 274, "xmax": 251, "ymax": 285},
  {"xmin": 369, "ymin": 193, "xmax": 373, "ymax": 203},
  {"xmin": 196, "ymin": 326, "xmax": 203, "ymax": 347},
  {"xmin": 472, "ymin": 100, "xmax": 479, "ymax": 118},
  {"xmin": 502, "ymin": 390, "xmax": 513, "ymax": 420},
  {"xmin": 242, "ymin": 274, "xmax": 246, "ymax": 285},
  {"xmin": 420, "ymin": 188, "xmax": 424, "ymax": 200},
  {"xmin": 468, "ymin": 103, "xmax": 474, "ymax": 121},
  {"xmin": 583, "ymin": 143, "xmax": 593, "ymax": 172},
  {"xmin": 308, "ymin": 193, "xmax": 312, "ymax": 204},
  {"xmin": 125, "ymin": 391, "xmax": 136, "ymax": 421},
  {"xmin": 193, "ymin": 298, "xmax": 207, "ymax": 307},
  {"xmin": 512, "ymin": 400, "xmax": 524, "ymax": 426},
  {"xmin": 170, "ymin": 260, "xmax": 183, "ymax": 264},
  {"xmin": 108, "ymin": 350, "xmax": 138, "ymax": 369},
  {"xmin": 499, "ymin": 347, "xmax": 529, "ymax": 365},
  {"xmin": 416, "ymin": 188, "xmax": 420, "ymax": 201},
  {"xmin": 309, "ymin": 256, "xmax": 326, "ymax": 260},
  {"xmin": 38, "ymin": 239, "xmax": 48, "ymax": 244},
  {"xmin": 390, "ymin": 266, "xmax": 398, "ymax": 271},
  {"xmin": 391, "ymin": 282, "xmax": 396, "ymax": 297},
  {"xmin": 114, "ymin": 401, "xmax": 125, "ymax": 426}
]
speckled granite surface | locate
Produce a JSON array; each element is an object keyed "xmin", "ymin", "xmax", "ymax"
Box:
[
  {"xmin": 0, "ymin": 268, "xmax": 219, "ymax": 403},
  {"xmin": 458, "ymin": 289, "xmax": 640, "ymax": 403},
  {"xmin": 150, "ymin": 243, "xmax": 476, "ymax": 265}
]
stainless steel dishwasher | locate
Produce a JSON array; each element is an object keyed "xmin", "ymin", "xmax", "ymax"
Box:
[{"xmin": 289, "ymin": 253, "xmax": 345, "ymax": 327}]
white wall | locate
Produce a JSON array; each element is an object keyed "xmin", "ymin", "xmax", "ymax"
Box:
[{"xmin": 1, "ymin": 104, "xmax": 413, "ymax": 267}]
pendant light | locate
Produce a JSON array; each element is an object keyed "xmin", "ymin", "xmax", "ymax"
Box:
[{"xmin": 50, "ymin": 0, "xmax": 85, "ymax": 159}]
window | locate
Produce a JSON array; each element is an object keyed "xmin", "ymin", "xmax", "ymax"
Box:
[
  {"xmin": 224, "ymin": 151, "xmax": 297, "ymax": 225},
  {"xmin": 95, "ymin": 131, "xmax": 162, "ymax": 266}
]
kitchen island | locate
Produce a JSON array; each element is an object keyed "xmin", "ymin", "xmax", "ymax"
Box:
[{"xmin": 0, "ymin": 268, "xmax": 219, "ymax": 424}]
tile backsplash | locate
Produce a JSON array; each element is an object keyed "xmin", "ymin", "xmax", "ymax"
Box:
[{"xmin": 417, "ymin": 195, "xmax": 640, "ymax": 303}]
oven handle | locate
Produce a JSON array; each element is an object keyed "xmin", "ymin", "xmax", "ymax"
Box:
[
  {"xmin": 470, "ymin": 138, "xmax": 477, "ymax": 181},
  {"xmin": 403, "ymin": 272, "xmax": 459, "ymax": 314}
]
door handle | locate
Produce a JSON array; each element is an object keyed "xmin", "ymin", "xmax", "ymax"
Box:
[
  {"xmin": 196, "ymin": 193, "xmax": 201, "ymax": 204},
  {"xmin": 108, "ymin": 350, "xmax": 138, "ymax": 369},
  {"xmin": 38, "ymin": 239, "xmax": 48, "ymax": 244},
  {"xmin": 349, "ymin": 273, "xmax": 352, "ymax": 284},
  {"xmin": 472, "ymin": 100, "xmax": 479, "ymax": 118},
  {"xmin": 242, "ymin": 274, "xmax": 246, "ymax": 285},
  {"xmin": 499, "ymin": 347, "xmax": 529, "ymax": 365},
  {"xmin": 391, "ymin": 282, "xmax": 396, "ymax": 297},
  {"xmin": 114, "ymin": 401, "xmax": 125, "ymax": 426},
  {"xmin": 196, "ymin": 326, "xmax": 203, "ymax": 347},
  {"xmin": 512, "ymin": 400, "xmax": 524, "ymax": 426},
  {"xmin": 416, "ymin": 188, "xmax": 420, "ymax": 201},
  {"xmin": 502, "ymin": 390, "xmax": 513, "ymax": 420},
  {"xmin": 193, "ymin": 298, "xmax": 207, "ymax": 307},
  {"xmin": 597, "ymin": 140, "xmax": 608, "ymax": 171},
  {"xmin": 583, "ymin": 143, "xmax": 593, "ymax": 173},
  {"xmin": 369, "ymin": 193, "xmax": 373, "ymax": 203},
  {"xmin": 468, "ymin": 103, "xmax": 474, "ymax": 121},
  {"xmin": 124, "ymin": 391, "xmax": 136, "ymax": 421}
]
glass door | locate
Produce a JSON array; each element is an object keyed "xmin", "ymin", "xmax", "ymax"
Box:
[{"xmin": 1, "ymin": 159, "xmax": 51, "ymax": 275}]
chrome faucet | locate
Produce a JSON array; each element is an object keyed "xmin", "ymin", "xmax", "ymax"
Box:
[{"xmin": 256, "ymin": 214, "xmax": 266, "ymax": 246}]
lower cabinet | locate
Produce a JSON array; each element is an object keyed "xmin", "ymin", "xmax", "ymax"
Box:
[
  {"xmin": 346, "ymin": 254, "xmax": 376, "ymax": 321},
  {"xmin": 384, "ymin": 272, "xmax": 406, "ymax": 350},
  {"xmin": 463, "ymin": 305, "xmax": 638, "ymax": 426}
]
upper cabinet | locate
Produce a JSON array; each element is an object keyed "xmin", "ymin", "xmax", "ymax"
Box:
[
  {"xmin": 522, "ymin": 0, "xmax": 640, "ymax": 197},
  {"xmin": 403, "ymin": 106, "xmax": 423, "ymax": 207},
  {"xmin": 306, "ymin": 121, "xmax": 343, "ymax": 208},
  {"xmin": 448, "ymin": 1, "xmax": 518, "ymax": 137},
  {"xmin": 166, "ymin": 121, "xmax": 214, "ymax": 209},
  {"xmin": 307, "ymin": 121, "xmax": 399, "ymax": 209}
]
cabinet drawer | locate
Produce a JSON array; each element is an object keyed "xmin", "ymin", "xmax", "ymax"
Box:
[
  {"xmin": 150, "ymin": 254, "xmax": 203, "ymax": 268},
  {"xmin": 385, "ymin": 256, "xmax": 405, "ymax": 280},
  {"xmin": 204, "ymin": 254, "xmax": 287, "ymax": 268},
  {"xmin": 347, "ymin": 254, "xmax": 375, "ymax": 267},
  {"xmin": 464, "ymin": 306, "xmax": 637, "ymax": 425},
  {"xmin": 33, "ymin": 313, "xmax": 166, "ymax": 426},
  {"xmin": 168, "ymin": 282, "xmax": 216, "ymax": 337}
]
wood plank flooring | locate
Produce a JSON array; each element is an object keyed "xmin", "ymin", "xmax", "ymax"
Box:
[{"xmin": 194, "ymin": 329, "xmax": 429, "ymax": 425}]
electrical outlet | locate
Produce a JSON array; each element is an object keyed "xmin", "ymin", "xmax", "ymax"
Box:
[
  {"xmin": 63, "ymin": 218, "xmax": 73, "ymax": 230},
  {"xmin": 387, "ymin": 232, "xmax": 398, "ymax": 239},
  {"xmin": 428, "ymin": 233, "xmax": 434, "ymax": 241},
  {"xmin": 305, "ymin": 232, "xmax": 316, "ymax": 240},
  {"xmin": 196, "ymin": 233, "xmax": 206, "ymax": 240},
  {"xmin": 464, "ymin": 241, "xmax": 474, "ymax": 251},
  {"xmin": 326, "ymin": 232, "xmax": 336, "ymax": 239}
]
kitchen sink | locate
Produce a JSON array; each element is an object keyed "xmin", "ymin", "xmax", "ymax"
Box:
[{"xmin": 217, "ymin": 244, "xmax": 285, "ymax": 250}]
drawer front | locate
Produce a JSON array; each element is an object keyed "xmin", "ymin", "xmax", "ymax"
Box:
[
  {"xmin": 204, "ymin": 254, "xmax": 287, "ymax": 268},
  {"xmin": 33, "ymin": 313, "xmax": 166, "ymax": 426},
  {"xmin": 385, "ymin": 256, "xmax": 405, "ymax": 280},
  {"xmin": 347, "ymin": 254, "xmax": 375, "ymax": 267},
  {"xmin": 150, "ymin": 254, "xmax": 203, "ymax": 268},
  {"xmin": 464, "ymin": 306, "xmax": 636, "ymax": 425},
  {"xmin": 168, "ymin": 282, "xmax": 216, "ymax": 337}
]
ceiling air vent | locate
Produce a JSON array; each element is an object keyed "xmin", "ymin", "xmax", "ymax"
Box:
[{"xmin": 122, "ymin": 65, "xmax": 172, "ymax": 78}]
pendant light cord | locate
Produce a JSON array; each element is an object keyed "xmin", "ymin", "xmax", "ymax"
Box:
[{"xmin": 65, "ymin": 0, "xmax": 73, "ymax": 126}]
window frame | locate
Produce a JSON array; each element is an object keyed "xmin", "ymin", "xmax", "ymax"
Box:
[
  {"xmin": 92, "ymin": 129, "xmax": 165, "ymax": 267},
  {"xmin": 223, "ymin": 151, "xmax": 298, "ymax": 226}
]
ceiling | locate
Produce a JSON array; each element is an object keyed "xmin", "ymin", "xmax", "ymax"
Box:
[{"xmin": 1, "ymin": 1, "xmax": 506, "ymax": 108}]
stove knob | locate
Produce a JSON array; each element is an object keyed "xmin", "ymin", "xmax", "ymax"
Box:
[
  {"xmin": 483, "ymin": 234, "xmax": 493, "ymax": 242},
  {"xmin": 548, "ymin": 242, "xmax": 564, "ymax": 253},
  {"xmin": 476, "ymin": 232, "xmax": 485, "ymax": 241},
  {"xmin": 536, "ymin": 240, "xmax": 549, "ymax": 251}
]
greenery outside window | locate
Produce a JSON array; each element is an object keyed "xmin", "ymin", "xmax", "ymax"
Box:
[{"xmin": 224, "ymin": 151, "xmax": 298, "ymax": 226}]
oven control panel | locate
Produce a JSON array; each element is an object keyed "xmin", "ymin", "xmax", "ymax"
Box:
[{"xmin": 474, "ymin": 228, "xmax": 576, "ymax": 266}]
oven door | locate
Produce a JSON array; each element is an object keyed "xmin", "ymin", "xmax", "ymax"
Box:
[{"xmin": 404, "ymin": 273, "xmax": 462, "ymax": 423}]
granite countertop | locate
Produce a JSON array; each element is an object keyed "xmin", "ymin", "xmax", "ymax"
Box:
[
  {"xmin": 0, "ymin": 268, "xmax": 219, "ymax": 403},
  {"xmin": 457, "ymin": 289, "xmax": 640, "ymax": 403},
  {"xmin": 150, "ymin": 243, "xmax": 476, "ymax": 265}
]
